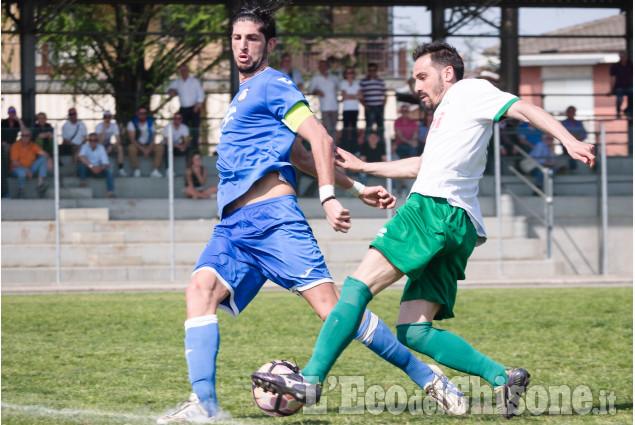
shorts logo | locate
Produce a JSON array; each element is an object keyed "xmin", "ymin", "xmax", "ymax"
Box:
[
  {"xmin": 377, "ymin": 227, "xmax": 387, "ymax": 237},
  {"xmin": 300, "ymin": 268, "xmax": 314, "ymax": 278}
]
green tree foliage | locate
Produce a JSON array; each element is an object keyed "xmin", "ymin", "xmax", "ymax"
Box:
[
  {"xmin": 2, "ymin": 2, "xmax": 333, "ymax": 123},
  {"xmin": 39, "ymin": 3, "xmax": 227, "ymax": 121}
]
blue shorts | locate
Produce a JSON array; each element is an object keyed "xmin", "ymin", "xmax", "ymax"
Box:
[{"xmin": 193, "ymin": 194, "xmax": 333, "ymax": 317}]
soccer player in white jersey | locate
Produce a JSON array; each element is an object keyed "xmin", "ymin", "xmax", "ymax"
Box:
[
  {"xmin": 253, "ymin": 41, "xmax": 596, "ymax": 418},
  {"xmin": 157, "ymin": 7, "xmax": 468, "ymax": 424}
]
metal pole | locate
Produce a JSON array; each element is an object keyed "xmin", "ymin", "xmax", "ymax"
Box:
[
  {"xmin": 168, "ymin": 127, "xmax": 175, "ymax": 281},
  {"xmin": 494, "ymin": 125, "xmax": 503, "ymax": 276},
  {"xmin": 600, "ymin": 124, "xmax": 609, "ymax": 275},
  {"xmin": 54, "ymin": 126, "xmax": 61, "ymax": 284},
  {"xmin": 545, "ymin": 168, "xmax": 553, "ymax": 259},
  {"xmin": 385, "ymin": 125, "xmax": 394, "ymax": 219}
]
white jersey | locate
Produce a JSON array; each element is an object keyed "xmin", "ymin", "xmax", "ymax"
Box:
[{"xmin": 410, "ymin": 78, "xmax": 518, "ymax": 243}]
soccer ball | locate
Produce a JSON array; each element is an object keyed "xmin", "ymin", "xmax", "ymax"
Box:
[{"xmin": 252, "ymin": 360, "xmax": 304, "ymax": 417}]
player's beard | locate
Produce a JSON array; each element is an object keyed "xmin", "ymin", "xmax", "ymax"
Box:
[
  {"xmin": 236, "ymin": 50, "xmax": 270, "ymax": 75},
  {"xmin": 420, "ymin": 74, "xmax": 446, "ymax": 112}
]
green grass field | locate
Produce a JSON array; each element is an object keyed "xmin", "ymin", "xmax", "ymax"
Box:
[{"xmin": 2, "ymin": 286, "xmax": 632, "ymax": 424}]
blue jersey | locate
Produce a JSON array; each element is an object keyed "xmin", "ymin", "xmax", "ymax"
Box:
[{"xmin": 216, "ymin": 67, "xmax": 308, "ymax": 218}]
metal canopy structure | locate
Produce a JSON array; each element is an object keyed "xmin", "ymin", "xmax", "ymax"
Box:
[{"xmin": 5, "ymin": 0, "xmax": 633, "ymax": 125}]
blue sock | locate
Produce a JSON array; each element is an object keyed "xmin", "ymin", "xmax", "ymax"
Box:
[
  {"xmin": 356, "ymin": 309, "xmax": 434, "ymax": 389},
  {"xmin": 184, "ymin": 315, "xmax": 219, "ymax": 416}
]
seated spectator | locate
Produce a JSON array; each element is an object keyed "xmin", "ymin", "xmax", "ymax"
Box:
[
  {"xmin": 77, "ymin": 133, "xmax": 115, "ymax": 198},
  {"xmin": 517, "ymin": 121, "xmax": 543, "ymax": 153},
  {"xmin": 358, "ymin": 130, "xmax": 386, "ymax": 185},
  {"xmin": 10, "ymin": 129, "xmax": 52, "ymax": 198},
  {"xmin": 32, "ymin": 112, "xmax": 55, "ymax": 158},
  {"xmin": 126, "ymin": 107, "xmax": 164, "ymax": 177},
  {"xmin": 394, "ymin": 104, "xmax": 419, "ymax": 159},
  {"xmin": 499, "ymin": 118, "xmax": 520, "ymax": 156},
  {"xmin": 96, "ymin": 110, "xmax": 127, "ymax": 176},
  {"xmin": 185, "ymin": 152, "xmax": 218, "ymax": 199},
  {"xmin": 61, "ymin": 108, "xmax": 88, "ymax": 166},
  {"xmin": 417, "ymin": 111, "xmax": 431, "ymax": 155},
  {"xmin": 560, "ymin": 105, "xmax": 587, "ymax": 172},
  {"xmin": 162, "ymin": 112, "xmax": 190, "ymax": 175},
  {"xmin": 529, "ymin": 134, "xmax": 557, "ymax": 193},
  {"xmin": 2, "ymin": 106, "xmax": 26, "ymax": 198}
]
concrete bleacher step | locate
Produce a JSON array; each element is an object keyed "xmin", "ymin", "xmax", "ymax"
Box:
[
  {"xmin": 1, "ymin": 265, "xmax": 195, "ymax": 283},
  {"xmin": 72, "ymin": 232, "xmax": 125, "ymax": 244}
]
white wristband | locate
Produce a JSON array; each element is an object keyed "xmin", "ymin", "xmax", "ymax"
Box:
[
  {"xmin": 347, "ymin": 180, "xmax": 365, "ymax": 197},
  {"xmin": 319, "ymin": 185, "xmax": 336, "ymax": 203}
]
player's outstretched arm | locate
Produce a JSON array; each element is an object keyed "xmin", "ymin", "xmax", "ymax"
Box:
[
  {"xmin": 295, "ymin": 116, "xmax": 351, "ymax": 233},
  {"xmin": 335, "ymin": 147, "xmax": 421, "ymax": 179},
  {"xmin": 506, "ymin": 100, "xmax": 596, "ymax": 167},
  {"xmin": 291, "ymin": 140, "xmax": 396, "ymax": 210}
]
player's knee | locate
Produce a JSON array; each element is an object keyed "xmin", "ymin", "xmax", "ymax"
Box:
[
  {"xmin": 396, "ymin": 322, "xmax": 434, "ymax": 352},
  {"xmin": 186, "ymin": 272, "xmax": 228, "ymax": 307}
]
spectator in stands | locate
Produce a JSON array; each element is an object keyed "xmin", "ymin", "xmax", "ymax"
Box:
[
  {"xmin": 61, "ymin": 108, "xmax": 88, "ymax": 166},
  {"xmin": 357, "ymin": 130, "xmax": 385, "ymax": 185},
  {"xmin": 360, "ymin": 62, "xmax": 387, "ymax": 144},
  {"xmin": 609, "ymin": 50, "xmax": 633, "ymax": 119},
  {"xmin": 307, "ymin": 60, "xmax": 339, "ymax": 143},
  {"xmin": 32, "ymin": 112, "xmax": 55, "ymax": 159},
  {"xmin": 167, "ymin": 65, "xmax": 205, "ymax": 151},
  {"xmin": 417, "ymin": 111, "xmax": 431, "ymax": 155},
  {"xmin": 185, "ymin": 151, "xmax": 218, "ymax": 200},
  {"xmin": 560, "ymin": 106, "xmax": 587, "ymax": 172},
  {"xmin": 162, "ymin": 112, "xmax": 190, "ymax": 175},
  {"xmin": 96, "ymin": 110, "xmax": 127, "ymax": 177},
  {"xmin": 517, "ymin": 121, "xmax": 543, "ymax": 153},
  {"xmin": 529, "ymin": 134, "xmax": 557, "ymax": 192},
  {"xmin": 499, "ymin": 118, "xmax": 520, "ymax": 156},
  {"xmin": 77, "ymin": 133, "xmax": 115, "ymax": 198},
  {"xmin": 126, "ymin": 107, "xmax": 164, "ymax": 178},
  {"xmin": 2, "ymin": 106, "xmax": 26, "ymax": 197},
  {"xmin": 394, "ymin": 104, "xmax": 419, "ymax": 159},
  {"xmin": 10, "ymin": 129, "xmax": 52, "ymax": 198},
  {"xmin": 339, "ymin": 66, "xmax": 362, "ymax": 155},
  {"xmin": 278, "ymin": 53, "xmax": 304, "ymax": 91}
]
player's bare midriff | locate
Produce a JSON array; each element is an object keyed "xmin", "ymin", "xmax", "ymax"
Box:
[{"xmin": 224, "ymin": 171, "xmax": 295, "ymax": 215}]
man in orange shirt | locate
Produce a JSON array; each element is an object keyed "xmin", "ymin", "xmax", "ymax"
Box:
[{"xmin": 10, "ymin": 129, "xmax": 52, "ymax": 198}]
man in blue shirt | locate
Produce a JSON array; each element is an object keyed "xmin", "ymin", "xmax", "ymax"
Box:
[{"xmin": 158, "ymin": 4, "xmax": 466, "ymax": 424}]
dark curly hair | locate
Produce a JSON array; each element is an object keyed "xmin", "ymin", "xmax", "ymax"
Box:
[
  {"xmin": 230, "ymin": 1, "xmax": 290, "ymax": 41},
  {"xmin": 412, "ymin": 41, "xmax": 464, "ymax": 81}
]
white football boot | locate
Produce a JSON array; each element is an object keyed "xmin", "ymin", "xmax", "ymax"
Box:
[
  {"xmin": 424, "ymin": 365, "xmax": 468, "ymax": 415},
  {"xmin": 157, "ymin": 393, "xmax": 212, "ymax": 424}
]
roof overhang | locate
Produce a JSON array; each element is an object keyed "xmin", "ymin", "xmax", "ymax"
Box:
[{"xmin": 518, "ymin": 52, "xmax": 621, "ymax": 66}]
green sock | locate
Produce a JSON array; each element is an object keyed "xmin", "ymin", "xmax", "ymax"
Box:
[
  {"xmin": 302, "ymin": 277, "xmax": 372, "ymax": 384},
  {"xmin": 396, "ymin": 322, "xmax": 508, "ymax": 387}
]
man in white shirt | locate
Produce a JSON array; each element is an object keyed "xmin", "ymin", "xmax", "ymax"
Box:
[
  {"xmin": 77, "ymin": 133, "xmax": 115, "ymax": 198},
  {"xmin": 278, "ymin": 53, "xmax": 304, "ymax": 90},
  {"xmin": 256, "ymin": 41, "xmax": 596, "ymax": 419},
  {"xmin": 167, "ymin": 65, "xmax": 205, "ymax": 151},
  {"xmin": 307, "ymin": 60, "xmax": 339, "ymax": 143},
  {"xmin": 61, "ymin": 108, "xmax": 88, "ymax": 166},
  {"xmin": 162, "ymin": 112, "xmax": 190, "ymax": 175},
  {"xmin": 126, "ymin": 107, "xmax": 164, "ymax": 177},
  {"xmin": 95, "ymin": 110, "xmax": 127, "ymax": 176}
]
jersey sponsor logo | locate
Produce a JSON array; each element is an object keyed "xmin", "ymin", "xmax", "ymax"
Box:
[
  {"xmin": 237, "ymin": 88, "xmax": 249, "ymax": 101},
  {"xmin": 277, "ymin": 77, "xmax": 293, "ymax": 85},
  {"xmin": 221, "ymin": 105, "xmax": 237, "ymax": 131}
]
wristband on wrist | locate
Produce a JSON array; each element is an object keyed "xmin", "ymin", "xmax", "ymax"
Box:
[
  {"xmin": 321, "ymin": 196, "xmax": 336, "ymax": 205},
  {"xmin": 347, "ymin": 180, "xmax": 365, "ymax": 197},
  {"xmin": 319, "ymin": 184, "xmax": 335, "ymax": 203}
]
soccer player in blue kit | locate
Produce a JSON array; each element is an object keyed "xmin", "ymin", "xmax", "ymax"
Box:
[{"xmin": 157, "ymin": 4, "xmax": 467, "ymax": 424}]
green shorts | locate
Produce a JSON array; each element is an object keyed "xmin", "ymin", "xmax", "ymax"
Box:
[{"xmin": 370, "ymin": 194, "xmax": 478, "ymax": 320}]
